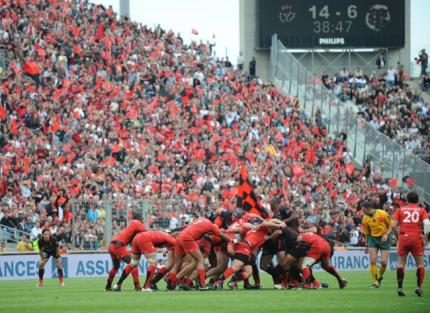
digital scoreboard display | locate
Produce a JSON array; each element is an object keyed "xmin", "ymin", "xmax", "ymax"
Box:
[{"xmin": 258, "ymin": 0, "xmax": 405, "ymax": 48}]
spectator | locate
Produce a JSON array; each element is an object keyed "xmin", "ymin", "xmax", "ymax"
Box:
[
  {"xmin": 249, "ymin": 56, "xmax": 256, "ymax": 78},
  {"xmin": 417, "ymin": 49, "xmax": 428, "ymax": 76},
  {"xmin": 16, "ymin": 234, "xmax": 33, "ymax": 251},
  {"xmin": 350, "ymin": 226, "xmax": 360, "ymax": 246},
  {"xmin": 237, "ymin": 51, "xmax": 244, "ymax": 71},
  {"xmin": 0, "ymin": 210, "xmax": 17, "ymax": 229},
  {"xmin": 376, "ymin": 54, "xmax": 385, "ymax": 70},
  {"xmin": 30, "ymin": 221, "xmax": 43, "ymax": 241}
]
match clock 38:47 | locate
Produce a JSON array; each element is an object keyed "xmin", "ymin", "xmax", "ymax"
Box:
[{"xmin": 258, "ymin": 0, "xmax": 405, "ymax": 48}]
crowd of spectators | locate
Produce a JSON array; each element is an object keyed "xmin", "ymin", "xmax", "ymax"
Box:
[
  {"xmin": 321, "ymin": 54, "xmax": 430, "ymax": 163},
  {"xmin": 0, "ymin": 1, "xmax": 427, "ymax": 251}
]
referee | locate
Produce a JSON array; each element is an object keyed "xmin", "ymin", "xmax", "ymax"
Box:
[{"xmin": 361, "ymin": 200, "xmax": 393, "ymax": 288}]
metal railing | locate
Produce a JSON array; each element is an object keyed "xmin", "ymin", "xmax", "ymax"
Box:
[
  {"xmin": 69, "ymin": 198, "xmax": 187, "ymax": 250},
  {"xmin": 271, "ymin": 34, "xmax": 430, "ymax": 203},
  {"xmin": 0, "ymin": 225, "xmax": 31, "ymax": 250}
]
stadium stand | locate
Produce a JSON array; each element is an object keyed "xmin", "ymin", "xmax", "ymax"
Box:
[
  {"xmin": 0, "ymin": 1, "xmax": 427, "ymax": 251},
  {"xmin": 322, "ymin": 66, "xmax": 430, "ymax": 164}
]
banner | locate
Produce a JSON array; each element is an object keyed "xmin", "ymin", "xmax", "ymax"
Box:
[
  {"xmin": 0, "ymin": 250, "xmax": 429, "ymax": 281},
  {"xmin": 0, "ymin": 253, "xmax": 161, "ymax": 281}
]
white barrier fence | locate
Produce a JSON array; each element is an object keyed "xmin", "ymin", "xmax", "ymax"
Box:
[{"xmin": 1, "ymin": 249, "xmax": 430, "ymax": 281}]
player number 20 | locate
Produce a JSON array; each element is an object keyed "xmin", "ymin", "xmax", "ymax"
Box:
[{"xmin": 403, "ymin": 210, "xmax": 419, "ymax": 223}]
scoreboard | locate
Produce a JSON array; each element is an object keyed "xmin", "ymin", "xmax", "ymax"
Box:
[{"xmin": 258, "ymin": 0, "xmax": 405, "ymax": 49}]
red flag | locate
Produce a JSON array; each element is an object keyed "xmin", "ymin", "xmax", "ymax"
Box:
[
  {"xmin": 345, "ymin": 163, "xmax": 355, "ymax": 176},
  {"xmin": 22, "ymin": 61, "xmax": 41, "ymax": 75},
  {"xmin": 305, "ymin": 147, "xmax": 317, "ymax": 164},
  {"xmin": 96, "ymin": 23, "xmax": 104, "ymax": 41},
  {"xmin": 0, "ymin": 106, "xmax": 6, "ymax": 120},
  {"xmin": 402, "ymin": 176, "xmax": 415, "ymax": 187},
  {"xmin": 329, "ymin": 189, "xmax": 338, "ymax": 198},
  {"xmin": 55, "ymin": 155, "xmax": 67, "ymax": 165},
  {"xmin": 290, "ymin": 164, "xmax": 305, "ymax": 177},
  {"xmin": 389, "ymin": 178, "xmax": 398, "ymax": 188}
]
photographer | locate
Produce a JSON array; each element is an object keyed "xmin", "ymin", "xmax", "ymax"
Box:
[{"xmin": 416, "ymin": 49, "xmax": 428, "ymax": 76}]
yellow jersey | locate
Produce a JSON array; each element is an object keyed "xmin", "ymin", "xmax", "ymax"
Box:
[
  {"xmin": 361, "ymin": 209, "xmax": 392, "ymax": 237},
  {"xmin": 16, "ymin": 241, "xmax": 33, "ymax": 252}
]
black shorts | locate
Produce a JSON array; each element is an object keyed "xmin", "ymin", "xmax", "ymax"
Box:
[
  {"xmin": 41, "ymin": 251, "xmax": 60, "ymax": 259},
  {"xmin": 288, "ymin": 242, "xmax": 311, "ymax": 259},
  {"xmin": 233, "ymin": 253, "xmax": 251, "ymax": 265},
  {"xmin": 261, "ymin": 239, "xmax": 278, "ymax": 256}
]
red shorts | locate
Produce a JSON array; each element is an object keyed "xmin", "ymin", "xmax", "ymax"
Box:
[
  {"xmin": 398, "ymin": 235, "xmax": 424, "ymax": 256},
  {"xmin": 131, "ymin": 239, "xmax": 155, "ymax": 255},
  {"xmin": 306, "ymin": 240, "xmax": 331, "ymax": 261},
  {"xmin": 175, "ymin": 235, "xmax": 199, "ymax": 256},
  {"xmin": 233, "ymin": 241, "xmax": 252, "ymax": 257},
  {"xmin": 109, "ymin": 243, "xmax": 129, "ymax": 261}
]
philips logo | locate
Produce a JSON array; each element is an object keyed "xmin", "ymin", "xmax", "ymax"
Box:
[{"xmin": 319, "ymin": 38, "xmax": 345, "ymax": 45}]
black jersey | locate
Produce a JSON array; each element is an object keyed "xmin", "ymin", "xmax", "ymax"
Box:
[
  {"xmin": 38, "ymin": 236, "xmax": 59, "ymax": 256},
  {"xmin": 281, "ymin": 226, "xmax": 299, "ymax": 251}
]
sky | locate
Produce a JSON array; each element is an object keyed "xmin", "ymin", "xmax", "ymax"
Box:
[
  {"xmin": 92, "ymin": 0, "xmax": 240, "ymax": 62},
  {"xmin": 92, "ymin": 0, "xmax": 427, "ymax": 65}
]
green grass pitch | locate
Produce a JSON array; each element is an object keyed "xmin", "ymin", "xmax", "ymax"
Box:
[{"xmin": 0, "ymin": 271, "xmax": 429, "ymax": 313}]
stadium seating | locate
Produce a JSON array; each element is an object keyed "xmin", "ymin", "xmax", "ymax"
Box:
[{"xmin": 0, "ymin": 1, "xmax": 424, "ymax": 250}]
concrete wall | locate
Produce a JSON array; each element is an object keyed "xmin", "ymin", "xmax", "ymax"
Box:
[
  {"xmin": 239, "ymin": 0, "xmax": 270, "ymax": 81},
  {"xmin": 119, "ymin": 0, "xmax": 129, "ymax": 17}
]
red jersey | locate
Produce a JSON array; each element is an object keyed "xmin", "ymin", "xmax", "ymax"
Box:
[
  {"xmin": 135, "ymin": 231, "xmax": 176, "ymax": 248},
  {"xmin": 226, "ymin": 220, "xmax": 245, "ymax": 238},
  {"xmin": 179, "ymin": 218, "xmax": 220, "ymax": 241},
  {"xmin": 300, "ymin": 232, "xmax": 326, "ymax": 246},
  {"xmin": 393, "ymin": 204, "xmax": 429, "ymax": 236},
  {"xmin": 243, "ymin": 226, "xmax": 271, "ymax": 253},
  {"xmin": 113, "ymin": 220, "xmax": 147, "ymax": 245}
]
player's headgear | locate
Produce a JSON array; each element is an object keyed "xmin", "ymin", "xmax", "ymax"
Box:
[
  {"xmin": 132, "ymin": 211, "xmax": 143, "ymax": 221},
  {"xmin": 205, "ymin": 210, "xmax": 216, "ymax": 222},
  {"xmin": 276, "ymin": 206, "xmax": 291, "ymax": 220},
  {"xmin": 219, "ymin": 209, "xmax": 231, "ymax": 219},
  {"xmin": 249, "ymin": 216, "xmax": 263, "ymax": 225},
  {"xmin": 233, "ymin": 208, "xmax": 244, "ymax": 219}
]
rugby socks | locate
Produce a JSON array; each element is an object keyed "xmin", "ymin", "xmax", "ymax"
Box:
[
  {"xmin": 183, "ymin": 277, "xmax": 194, "ymax": 287},
  {"xmin": 252, "ymin": 263, "xmax": 260, "ymax": 286},
  {"xmin": 108, "ymin": 268, "xmax": 117, "ymax": 282},
  {"xmin": 417, "ymin": 266, "xmax": 425, "ymax": 289},
  {"xmin": 117, "ymin": 265, "xmax": 133, "ymax": 286},
  {"xmin": 143, "ymin": 264, "xmax": 157, "ymax": 289},
  {"xmin": 370, "ymin": 264, "xmax": 378, "ymax": 284},
  {"xmin": 221, "ymin": 267, "xmax": 234, "ymax": 281},
  {"xmin": 266, "ymin": 265, "xmax": 280, "ymax": 284},
  {"xmin": 152, "ymin": 267, "xmax": 168, "ymax": 284},
  {"xmin": 396, "ymin": 266, "xmax": 404, "ymax": 289},
  {"xmin": 274, "ymin": 265, "xmax": 283, "ymax": 284},
  {"xmin": 325, "ymin": 265, "xmax": 342, "ymax": 282},
  {"xmin": 302, "ymin": 267, "xmax": 311, "ymax": 283},
  {"xmin": 168, "ymin": 272, "xmax": 179, "ymax": 286},
  {"xmin": 196, "ymin": 269, "xmax": 206, "ymax": 288},
  {"xmin": 379, "ymin": 263, "xmax": 387, "ymax": 279},
  {"xmin": 130, "ymin": 266, "xmax": 140, "ymax": 287},
  {"xmin": 282, "ymin": 271, "xmax": 290, "ymax": 288},
  {"xmin": 38, "ymin": 268, "xmax": 45, "ymax": 280},
  {"xmin": 57, "ymin": 269, "xmax": 63, "ymax": 282}
]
